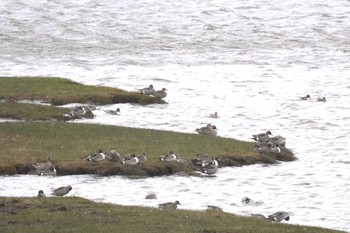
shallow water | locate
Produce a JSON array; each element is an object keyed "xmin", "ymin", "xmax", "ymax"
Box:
[{"xmin": 1, "ymin": 0, "xmax": 350, "ymax": 231}]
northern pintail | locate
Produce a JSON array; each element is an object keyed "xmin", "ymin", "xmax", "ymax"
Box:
[
  {"xmin": 202, "ymin": 158, "xmax": 219, "ymax": 175},
  {"xmin": 300, "ymin": 94, "xmax": 311, "ymax": 100},
  {"xmin": 193, "ymin": 154, "xmax": 213, "ymax": 166},
  {"xmin": 158, "ymin": 200, "xmax": 181, "ymax": 210},
  {"xmin": 241, "ymin": 197, "xmax": 253, "ymax": 204},
  {"xmin": 137, "ymin": 152, "xmax": 147, "ymax": 163},
  {"xmin": 85, "ymin": 149, "xmax": 106, "ymax": 162},
  {"xmin": 267, "ymin": 211, "xmax": 290, "ymax": 222},
  {"xmin": 206, "ymin": 205, "xmax": 223, "ymax": 212},
  {"xmin": 256, "ymin": 143, "xmax": 281, "ymax": 154},
  {"xmin": 52, "ymin": 185, "xmax": 72, "ymax": 196},
  {"xmin": 317, "ymin": 96, "xmax": 326, "ymax": 102},
  {"xmin": 68, "ymin": 106, "xmax": 94, "ymax": 119},
  {"xmin": 104, "ymin": 108, "xmax": 120, "ymax": 115},
  {"xmin": 209, "ymin": 112, "xmax": 219, "ymax": 118},
  {"xmin": 160, "ymin": 151, "xmax": 177, "ymax": 162},
  {"xmin": 196, "ymin": 124, "xmax": 218, "ymax": 136},
  {"xmin": 145, "ymin": 193, "xmax": 157, "ymax": 199},
  {"xmin": 121, "ymin": 154, "xmax": 139, "ymax": 166},
  {"xmin": 37, "ymin": 190, "xmax": 46, "ymax": 197},
  {"xmin": 32, "ymin": 158, "xmax": 53, "ymax": 172},
  {"xmin": 139, "ymin": 85, "xmax": 155, "ymax": 95},
  {"xmin": 151, "ymin": 88, "xmax": 167, "ymax": 98},
  {"xmin": 251, "ymin": 211, "xmax": 290, "ymax": 222},
  {"xmin": 107, "ymin": 149, "xmax": 122, "ymax": 162},
  {"xmin": 38, "ymin": 166, "xmax": 57, "ymax": 176},
  {"xmin": 269, "ymin": 135, "xmax": 286, "ymax": 147},
  {"xmin": 252, "ymin": 131, "xmax": 272, "ymax": 143}
]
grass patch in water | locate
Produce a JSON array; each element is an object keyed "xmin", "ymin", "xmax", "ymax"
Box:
[
  {"xmin": 0, "ymin": 197, "xmax": 345, "ymax": 233},
  {"xmin": 0, "ymin": 76, "xmax": 164, "ymax": 105},
  {"xmin": 0, "ymin": 122, "xmax": 295, "ymax": 176}
]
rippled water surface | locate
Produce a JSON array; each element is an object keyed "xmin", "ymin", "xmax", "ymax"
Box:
[{"xmin": 1, "ymin": 0, "xmax": 350, "ymax": 231}]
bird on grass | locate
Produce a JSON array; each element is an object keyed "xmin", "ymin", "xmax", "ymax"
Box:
[
  {"xmin": 139, "ymin": 85, "xmax": 155, "ymax": 95},
  {"xmin": 85, "ymin": 149, "xmax": 106, "ymax": 162},
  {"xmin": 37, "ymin": 190, "xmax": 46, "ymax": 197},
  {"xmin": 121, "ymin": 154, "xmax": 139, "ymax": 166},
  {"xmin": 52, "ymin": 185, "xmax": 72, "ymax": 196},
  {"xmin": 160, "ymin": 151, "xmax": 177, "ymax": 162},
  {"xmin": 252, "ymin": 211, "xmax": 290, "ymax": 222},
  {"xmin": 158, "ymin": 200, "xmax": 181, "ymax": 210},
  {"xmin": 196, "ymin": 124, "xmax": 218, "ymax": 137},
  {"xmin": 151, "ymin": 88, "xmax": 167, "ymax": 98}
]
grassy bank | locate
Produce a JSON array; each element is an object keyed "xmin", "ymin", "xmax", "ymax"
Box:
[
  {"xmin": 0, "ymin": 197, "xmax": 344, "ymax": 233},
  {"xmin": 0, "ymin": 122, "xmax": 295, "ymax": 176},
  {"xmin": 0, "ymin": 77, "xmax": 164, "ymax": 105}
]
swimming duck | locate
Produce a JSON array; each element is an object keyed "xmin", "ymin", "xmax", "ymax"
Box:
[
  {"xmin": 37, "ymin": 190, "xmax": 46, "ymax": 197},
  {"xmin": 267, "ymin": 211, "xmax": 290, "ymax": 222},
  {"xmin": 52, "ymin": 185, "xmax": 72, "ymax": 196},
  {"xmin": 85, "ymin": 149, "xmax": 106, "ymax": 162},
  {"xmin": 67, "ymin": 106, "xmax": 94, "ymax": 119},
  {"xmin": 107, "ymin": 149, "xmax": 122, "ymax": 162},
  {"xmin": 160, "ymin": 151, "xmax": 177, "ymax": 162},
  {"xmin": 121, "ymin": 154, "xmax": 139, "ymax": 166},
  {"xmin": 139, "ymin": 85, "xmax": 155, "ymax": 95},
  {"xmin": 104, "ymin": 108, "xmax": 120, "ymax": 115},
  {"xmin": 209, "ymin": 112, "xmax": 219, "ymax": 118},
  {"xmin": 202, "ymin": 159, "xmax": 219, "ymax": 175},
  {"xmin": 242, "ymin": 197, "xmax": 253, "ymax": 204},
  {"xmin": 38, "ymin": 166, "xmax": 57, "ymax": 176},
  {"xmin": 196, "ymin": 124, "xmax": 218, "ymax": 137},
  {"xmin": 317, "ymin": 96, "xmax": 326, "ymax": 102},
  {"xmin": 151, "ymin": 88, "xmax": 167, "ymax": 98},
  {"xmin": 300, "ymin": 94, "xmax": 311, "ymax": 100},
  {"xmin": 158, "ymin": 200, "xmax": 181, "ymax": 210}
]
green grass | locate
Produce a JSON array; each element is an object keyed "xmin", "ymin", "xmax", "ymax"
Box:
[
  {"xmin": 0, "ymin": 121, "xmax": 286, "ymax": 176},
  {"xmin": 0, "ymin": 76, "xmax": 164, "ymax": 105},
  {"xmin": 0, "ymin": 101, "xmax": 70, "ymax": 121},
  {"xmin": 0, "ymin": 197, "xmax": 344, "ymax": 233}
]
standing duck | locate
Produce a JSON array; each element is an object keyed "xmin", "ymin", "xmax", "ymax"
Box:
[{"xmin": 158, "ymin": 200, "xmax": 181, "ymax": 210}]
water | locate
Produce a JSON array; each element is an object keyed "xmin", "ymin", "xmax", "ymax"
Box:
[{"xmin": 0, "ymin": 0, "xmax": 350, "ymax": 231}]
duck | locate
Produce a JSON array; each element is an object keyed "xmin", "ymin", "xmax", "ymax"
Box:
[
  {"xmin": 269, "ymin": 135, "xmax": 286, "ymax": 147},
  {"xmin": 209, "ymin": 112, "xmax": 219, "ymax": 118},
  {"xmin": 32, "ymin": 158, "xmax": 53, "ymax": 172},
  {"xmin": 202, "ymin": 158, "xmax": 219, "ymax": 175},
  {"xmin": 206, "ymin": 205, "xmax": 223, "ymax": 212},
  {"xmin": 37, "ymin": 190, "xmax": 46, "ymax": 197},
  {"xmin": 256, "ymin": 143, "xmax": 281, "ymax": 154},
  {"xmin": 196, "ymin": 124, "xmax": 218, "ymax": 137},
  {"xmin": 251, "ymin": 211, "xmax": 290, "ymax": 222},
  {"xmin": 252, "ymin": 131, "xmax": 272, "ymax": 143},
  {"xmin": 300, "ymin": 94, "xmax": 311, "ymax": 100},
  {"xmin": 160, "ymin": 151, "xmax": 177, "ymax": 162},
  {"xmin": 139, "ymin": 85, "xmax": 155, "ymax": 95},
  {"xmin": 38, "ymin": 166, "xmax": 57, "ymax": 176},
  {"xmin": 51, "ymin": 185, "xmax": 72, "ymax": 196},
  {"xmin": 137, "ymin": 152, "xmax": 147, "ymax": 163},
  {"xmin": 317, "ymin": 96, "xmax": 326, "ymax": 102},
  {"xmin": 121, "ymin": 154, "xmax": 139, "ymax": 166},
  {"xmin": 85, "ymin": 149, "xmax": 106, "ymax": 162},
  {"xmin": 107, "ymin": 149, "xmax": 122, "ymax": 162},
  {"xmin": 151, "ymin": 88, "xmax": 167, "ymax": 98},
  {"xmin": 158, "ymin": 200, "xmax": 181, "ymax": 210},
  {"xmin": 267, "ymin": 211, "xmax": 290, "ymax": 222},
  {"xmin": 193, "ymin": 154, "xmax": 214, "ymax": 166},
  {"xmin": 145, "ymin": 193, "xmax": 157, "ymax": 199},
  {"xmin": 242, "ymin": 197, "xmax": 253, "ymax": 204},
  {"xmin": 104, "ymin": 108, "xmax": 120, "ymax": 115}
]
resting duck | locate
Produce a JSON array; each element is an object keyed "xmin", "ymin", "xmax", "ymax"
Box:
[
  {"xmin": 160, "ymin": 151, "xmax": 177, "ymax": 162},
  {"xmin": 158, "ymin": 200, "xmax": 181, "ymax": 210},
  {"xmin": 139, "ymin": 85, "xmax": 155, "ymax": 95},
  {"xmin": 85, "ymin": 149, "xmax": 106, "ymax": 162},
  {"xmin": 52, "ymin": 185, "xmax": 72, "ymax": 196},
  {"xmin": 196, "ymin": 124, "xmax": 218, "ymax": 137},
  {"xmin": 151, "ymin": 88, "xmax": 167, "ymax": 98},
  {"xmin": 121, "ymin": 154, "xmax": 139, "ymax": 166}
]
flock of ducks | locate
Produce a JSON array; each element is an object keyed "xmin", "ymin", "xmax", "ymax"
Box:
[
  {"xmin": 300, "ymin": 94, "xmax": 326, "ymax": 102},
  {"xmin": 33, "ymin": 86, "xmax": 309, "ymax": 225}
]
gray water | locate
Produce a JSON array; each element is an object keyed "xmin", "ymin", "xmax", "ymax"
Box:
[{"xmin": 0, "ymin": 0, "xmax": 350, "ymax": 231}]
